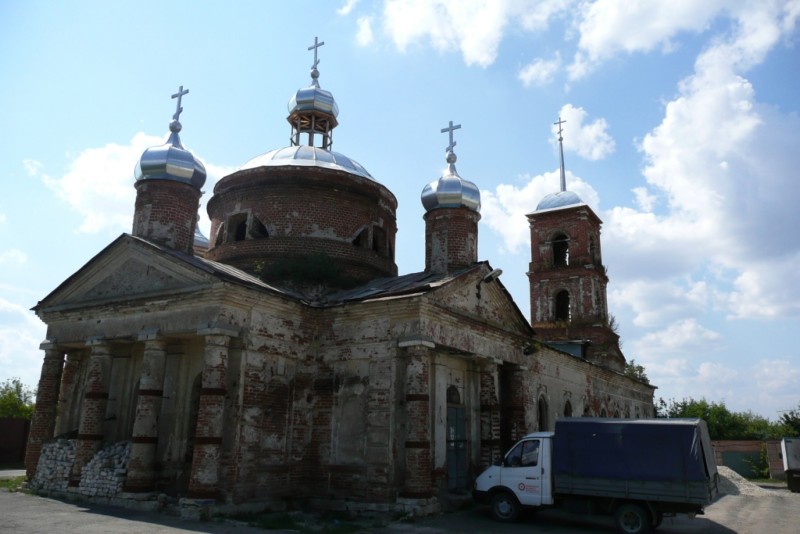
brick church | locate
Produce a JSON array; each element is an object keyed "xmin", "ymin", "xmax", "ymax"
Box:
[{"xmin": 25, "ymin": 39, "xmax": 654, "ymax": 514}]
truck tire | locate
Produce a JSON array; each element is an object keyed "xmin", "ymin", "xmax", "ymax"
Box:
[
  {"xmin": 490, "ymin": 491, "xmax": 521, "ymax": 522},
  {"xmin": 614, "ymin": 503, "xmax": 652, "ymax": 534}
]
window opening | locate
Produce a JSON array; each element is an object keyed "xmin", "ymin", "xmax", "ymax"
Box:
[
  {"xmin": 552, "ymin": 232, "xmax": 569, "ymax": 266},
  {"xmin": 555, "ymin": 290, "xmax": 571, "ymax": 321},
  {"xmin": 352, "ymin": 228, "xmax": 369, "ymax": 248},
  {"xmin": 564, "ymin": 400, "xmax": 573, "ymax": 417},
  {"xmin": 372, "ymin": 226, "xmax": 387, "ymax": 256},
  {"xmin": 251, "ymin": 217, "xmax": 268, "ymax": 238},
  {"xmin": 537, "ymin": 395, "xmax": 549, "ymax": 431}
]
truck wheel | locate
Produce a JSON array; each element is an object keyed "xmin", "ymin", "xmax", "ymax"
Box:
[
  {"xmin": 614, "ymin": 503, "xmax": 652, "ymax": 534},
  {"xmin": 490, "ymin": 491, "xmax": 520, "ymax": 522}
]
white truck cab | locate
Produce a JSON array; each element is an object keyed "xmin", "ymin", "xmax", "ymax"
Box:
[{"xmin": 473, "ymin": 432, "xmax": 555, "ymax": 521}]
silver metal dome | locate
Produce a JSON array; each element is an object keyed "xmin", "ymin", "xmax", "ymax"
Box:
[
  {"xmin": 194, "ymin": 224, "xmax": 209, "ymax": 248},
  {"xmin": 535, "ymin": 190, "xmax": 583, "ymax": 211},
  {"xmin": 288, "ymin": 79, "xmax": 339, "ymax": 117},
  {"xmin": 135, "ymin": 87, "xmax": 206, "ymax": 189},
  {"xmin": 421, "ymin": 150, "xmax": 481, "ymax": 212},
  {"xmin": 240, "ymin": 145, "xmax": 374, "ymax": 180}
]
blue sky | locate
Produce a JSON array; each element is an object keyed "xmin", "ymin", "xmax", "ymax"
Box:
[{"xmin": 1, "ymin": 0, "xmax": 798, "ymax": 420}]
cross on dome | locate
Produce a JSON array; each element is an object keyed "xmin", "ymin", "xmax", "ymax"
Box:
[
  {"xmin": 441, "ymin": 120, "xmax": 461, "ymax": 153},
  {"xmin": 172, "ymin": 85, "xmax": 189, "ymax": 122},
  {"xmin": 308, "ymin": 36, "xmax": 325, "ymax": 69}
]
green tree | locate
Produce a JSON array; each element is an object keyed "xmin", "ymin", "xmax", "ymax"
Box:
[
  {"xmin": 0, "ymin": 378, "xmax": 35, "ymax": 419},
  {"xmin": 656, "ymin": 397, "xmax": 790, "ymax": 440},
  {"xmin": 778, "ymin": 403, "xmax": 800, "ymax": 437},
  {"xmin": 623, "ymin": 359, "xmax": 649, "ymax": 384}
]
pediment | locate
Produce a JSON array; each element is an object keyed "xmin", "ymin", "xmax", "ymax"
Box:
[
  {"xmin": 429, "ymin": 266, "xmax": 533, "ymax": 338},
  {"xmin": 37, "ymin": 235, "xmax": 216, "ymax": 311}
]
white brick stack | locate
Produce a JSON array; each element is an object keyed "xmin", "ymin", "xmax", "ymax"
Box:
[
  {"xmin": 30, "ymin": 439, "xmax": 76, "ymax": 491},
  {"xmin": 77, "ymin": 441, "xmax": 131, "ymax": 498}
]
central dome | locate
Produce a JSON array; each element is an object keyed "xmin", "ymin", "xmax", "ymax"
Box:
[{"xmin": 240, "ymin": 145, "xmax": 373, "ymax": 180}]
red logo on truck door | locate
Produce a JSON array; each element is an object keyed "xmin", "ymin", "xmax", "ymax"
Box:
[{"xmin": 518, "ymin": 482, "xmax": 539, "ymax": 493}]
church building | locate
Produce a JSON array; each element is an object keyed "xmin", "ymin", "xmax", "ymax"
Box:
[{"xmin": 25, "ymin": 39, "xmax": 654, "ymax": 514}]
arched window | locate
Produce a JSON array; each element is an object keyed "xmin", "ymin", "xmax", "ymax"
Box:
[
  {"xmin": 589, "ymin": 234, "xmax": 598, "ymax": 262},
  {"xmin": 447, "ymin": 385, "xmax": 461, "ymax": 405},
  {"xmin": 600, "ymin": 408, "xmax": 608, "ymax": 418},
  {"xmin": 537, "ymin": 395, "xmax": 549, "ymax": 431},
  {"xmin": 555, "ymin": 290, "xmax": 571, "ymax": 321},
  {"xmin": 563, "ymin": 400, "xmax": 573, "ymax": 417},
  {"xmin": 552, "ymin": 232, "xmax": 569, "ymax": 266}
]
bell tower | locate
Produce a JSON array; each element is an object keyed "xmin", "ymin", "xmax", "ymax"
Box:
[{"xmin": 526, "ymin": 117, "xmax": 624, "ymax": 371}]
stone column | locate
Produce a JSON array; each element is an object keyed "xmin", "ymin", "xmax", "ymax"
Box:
[
  {"xmin": 187, "ymin": 334, "xmax": 230, "ymax": 499},
  {"xmin": 55, "ymin": 352, "xmax": 83, "ymax": 437},
  {"xmin": 70, "ymin": 339, "xmax": 112, "ymax": 488},
  {"xmin": 25, "ymin": 344, "xmax": 65, "ymax": 479},
  {"xmin": 125, "ymin": 337, "xmax": 167, "ymax": 492},
  {"xmin": 478, "ymin": 362, "xmax": 501, "ymax": 470},
  {"xmin": 401, "ymin": 344, "xmax": 432, "ymax": 498}
]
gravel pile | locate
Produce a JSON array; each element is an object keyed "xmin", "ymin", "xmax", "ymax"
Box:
[{"xmin": 717, "ymin": 465, "xmax": 774, "ymax": 497}]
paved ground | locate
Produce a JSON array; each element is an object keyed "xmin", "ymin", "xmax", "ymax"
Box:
[{"xmin": 1, "ymin": 478, "xmax": 797, "ymax": 533}]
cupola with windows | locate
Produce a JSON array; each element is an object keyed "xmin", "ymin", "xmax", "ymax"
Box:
[{"xmin": 205, "ymin": 37, "xmax": 397, "ymax": 294}]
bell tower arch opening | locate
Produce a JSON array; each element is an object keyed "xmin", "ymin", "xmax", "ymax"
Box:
[
  {"xmin": 555, "ymin": 290, "xmax": 571, "ymax": 322},
  {"xmin": 552, "ymin": 232, "xmax": 569, "ymax": 266}
]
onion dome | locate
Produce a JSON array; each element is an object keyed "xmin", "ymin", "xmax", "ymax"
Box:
[
  {"xmin": 421, "ymin": 121, "xmax": 480, "ymax": 212},
  {"xmin": 194, "ymin": 224, "xmax": 210, "ymax": 249},
  {"xmin": 288, "ymin": 70, "xmax": 339, "ymax": 119},
  {"xmin": 535, "ymin": 190, "xmax": 583, "ymax": 211},
  {"xmin": 135, "ymin": 86, "xmax": 206, "ymax": 189}
]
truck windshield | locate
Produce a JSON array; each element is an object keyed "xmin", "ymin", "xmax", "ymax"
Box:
[{"xmin": 505, "ymin": 439, "xmax": 540, "ymax": 467}]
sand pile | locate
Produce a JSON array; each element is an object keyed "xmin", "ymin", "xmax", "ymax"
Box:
[{"xmin": 716, "ymin": 465, "xmax": 775, "ymax": 497}]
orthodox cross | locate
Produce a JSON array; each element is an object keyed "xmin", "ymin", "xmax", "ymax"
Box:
[
  {"xmin": 441, "ymin": 120, "xmax": 462, "ymax": 152},
  {"xmin": 554, "ymin": 116, "xmax": 566, "ymax": 142},
  {"xmin": 172, "ymin": 85, "xmax": 189, "ymax": 121},
  {"xmin": 308, "ymin": 36, "xmax": 325, "ymax": 69}
]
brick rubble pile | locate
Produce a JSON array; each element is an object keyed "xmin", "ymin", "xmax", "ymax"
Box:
[
  {"xmin": 30, "ymin": 439, "xmax": 76, "ymax": 491},
  {"xmin": 77, "ymin": 441, "xmax": 131, "ymax": 498}
]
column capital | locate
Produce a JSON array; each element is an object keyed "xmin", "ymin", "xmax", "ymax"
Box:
[
  {"xmin": 138, "ymin": 327, "xmax": 161, "ymax": 342},
  {"xmin": 39, "ymin": 339, "xmax": 59, "ymax": 351},
  {"xmin": 197, "ymin": 322, "xmax": 239, "ymax": 338},
  {"xmin": 86, "ymin": 336, "xmax": 110, "ymax": 347}
]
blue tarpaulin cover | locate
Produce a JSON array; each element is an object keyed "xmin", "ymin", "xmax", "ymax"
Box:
[{"xmin": 553, "ymin": 418, "xmax": 711, "ymax": 482}]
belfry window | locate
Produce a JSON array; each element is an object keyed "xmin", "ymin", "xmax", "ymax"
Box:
[
  {"xmin": 372, "ymin": 226, "xmax": 387, "ymax": 256},
  {"xmin": 555, "ymin": 290, "xmax": 571, "ymax": 321},
  {"xmin": 552, "ymin": 232, "xmax": 569, "ymax": 266},
  {"xmin": 352, "ymin": 228, "xmax": 369, "ymax": 248}
]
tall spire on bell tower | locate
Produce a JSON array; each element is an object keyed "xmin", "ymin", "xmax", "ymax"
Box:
[{"xmin": 555, "ymin": 116, "xmax": 567, "ymax": 193}]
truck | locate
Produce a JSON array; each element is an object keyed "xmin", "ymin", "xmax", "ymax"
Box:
[
  {"xmin": 781, "ymin": 437, "xmax": 800, "ymax": 492},
  {"xmin": 473, "ymin": 418, "xmax": 719, "ymax": 534}
]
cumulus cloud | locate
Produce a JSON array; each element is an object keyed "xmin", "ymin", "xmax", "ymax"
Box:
[
  {"xmin": 481, "ymin": 170, "xmax": 600, "ymax": 254},
  {"xmin": 0, "ymin": 295, "xmax": 46, "ymax": 389},
  {"xmin": 568, "ymin": 0, "xmax": 726, "ymax": 79},
  {"xmin": 554, "ymin": 104, "xmax": 615, "ymax": 160},
  {"xmin": 603, "ymin": 5, "xmax": 800, "ymax": 321},
  {"xmin": 338, "ymin": 0, "xmax": 360, "ymax": 16},
  {"xmin": 379, "ymin": 0, "xmax": 571, "ymax": 67},
  {"xmin": 356, "ymin": 16, "xmax": 374, "ymax": 46},
  {"xmin": 518, "ymin": 54, "xmax": 561, "ymax": 87},
  {"xmin": 29, "ymin": 135, "xmax": 232, "ymax": 240}
]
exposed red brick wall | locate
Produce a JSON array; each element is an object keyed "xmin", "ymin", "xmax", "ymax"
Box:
[
  {"xmin": 133, "ymin": 179, "xmax": 201, "ymax": 255},
  {"xmin": 424, "ymin": 207, "xmax": 480, "ymax": 274},
  {"xmin": 206, "ymin": 166, "xmax": 397, "ymax": 287},
  {"xmin": 25, "ymin": 349, "xmax": 64, "ymax": 479}
]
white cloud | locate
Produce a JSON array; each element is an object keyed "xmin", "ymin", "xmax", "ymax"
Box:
[
  {"xmin": 554, "ymin": 104, "xmax": 615, "ymax": 160},
  {"xmin": 380, "ymin": 0, "xmax": 571, "ymax": 67},
  {"xmin": 568, "ymin": 0, "xmax": 726, "ymax": 79},
  {"xmin": 338, "ymin": 0, "xmax": 360, "ymax": 16},
  {"xmin": 36, "ymin": 133, "xmax": 162, "ymax": 235},
  {"xmin": 356, "ymin": 16, "xmax": 375, "ymax": 46},
  {"xmin": 481, "ymin": 170, "xmax": 600, "ymax": 254},
  {"xmin": 518, "ymin": 54, "xmax": 561, "ymax": 87},
  {"xmin": 632, "ymin": 318, "xmax": 721, "ymax": 354},
  {"xmin": 0, "ymin": 249, "xmax": 27, "ymax": 265},
  {"xmin": 0, "ymin": 296, "xmax": 46, "ymax": 389},
  {"xmin": 30, "ymin": 135, "xmax": 232, "ymax": 241}
]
